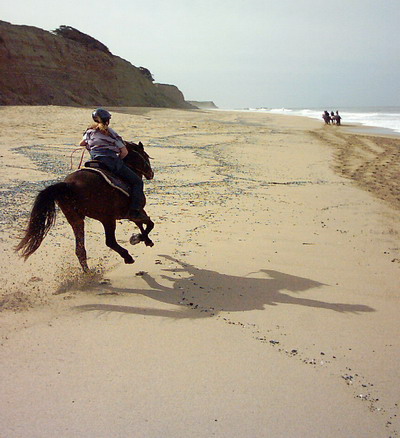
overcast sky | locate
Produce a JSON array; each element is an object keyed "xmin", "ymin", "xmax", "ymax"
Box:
[{"xmin": 3, "ymin": 0, "xmax": 400, "ymax": 108}]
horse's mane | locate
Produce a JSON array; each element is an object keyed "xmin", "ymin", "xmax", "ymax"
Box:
[{"xmin": 125, "ymin": 141, "xmax": 150, "ymax": 160}]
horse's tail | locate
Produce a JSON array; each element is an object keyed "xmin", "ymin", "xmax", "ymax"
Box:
[{"xmin": 16, "ymin": 182, "xmax": 75, "ymax": 259}]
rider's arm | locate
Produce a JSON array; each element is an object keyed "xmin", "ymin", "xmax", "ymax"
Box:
[
  {"xmin": 80, "ymin": 139, "xmax": 91, "ymax": 151},
  {"xmin": 80, "ymin": 129, "xmax": 90, "ymax": 148},
  {"xmin": 119, "ymin": 146, "xmax": 128, "ymax": 159}
]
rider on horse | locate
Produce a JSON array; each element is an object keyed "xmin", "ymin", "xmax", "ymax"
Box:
[{"xmin": 80, "ymin": 108, "xmax": 148, "ymax": 221}]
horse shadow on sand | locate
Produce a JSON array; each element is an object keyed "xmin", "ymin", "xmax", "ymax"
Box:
[{"xmin": 75, "ymin": 255, "xmax": 375, "ymax": 319}]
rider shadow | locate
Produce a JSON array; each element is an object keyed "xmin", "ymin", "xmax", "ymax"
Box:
[{"xmin": 75, "ymin": 255, "xmax": 375, "ymax": 318}]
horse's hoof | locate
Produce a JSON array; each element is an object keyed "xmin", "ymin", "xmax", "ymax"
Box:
[
  {"xmin": 129, "ymin": 233, "xmax": 142, "ymax": 245},
  {"xmin": 145, "ymin": 240, "xmax": 154, "ymax": 247},
  {"xmin": 125, "ymin": 256, "xmax": 135, "ymax": 264}
]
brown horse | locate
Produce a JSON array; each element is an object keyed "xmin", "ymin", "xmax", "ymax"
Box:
[{"xmin": 16, "ymin": 141, "xmax": 154, "ymax": 272}]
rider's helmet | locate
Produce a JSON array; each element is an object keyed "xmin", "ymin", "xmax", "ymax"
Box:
[{"xmin": 92, "ymin": 108, "xmax": 111, "ymax": 124}]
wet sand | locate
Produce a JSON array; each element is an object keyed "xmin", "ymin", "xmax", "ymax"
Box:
[{"xmin": 0, "ymin": 106, "xmax": 399, "ymax": 437}]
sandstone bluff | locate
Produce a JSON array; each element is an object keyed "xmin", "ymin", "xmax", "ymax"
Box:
[{"xmin": 0, "ymin": 21, "xmax": 195, "ymax": 108}]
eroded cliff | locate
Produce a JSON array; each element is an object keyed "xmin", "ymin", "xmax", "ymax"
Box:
[{"xmin": 0, "ymin": 21, "xmax": 195, "ymax": 108}]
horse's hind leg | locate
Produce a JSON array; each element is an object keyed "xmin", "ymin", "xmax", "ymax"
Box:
[
  {"xmin": 103, "ymin": 220, "xmax": 134, "ymax": 264},
  {"xmin": 66, "ymin": 215, "xmax": 89, "ymax": 272}
]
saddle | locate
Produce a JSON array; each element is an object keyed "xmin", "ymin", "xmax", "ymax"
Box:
[{"xmin": 79, "ymin": 160, "xmax": 130, "ymax": 197}]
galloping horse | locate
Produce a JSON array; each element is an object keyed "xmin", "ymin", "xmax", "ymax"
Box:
[{"xmin": 16, "ymin": 142, "xmax": 154, "ymax": 272}]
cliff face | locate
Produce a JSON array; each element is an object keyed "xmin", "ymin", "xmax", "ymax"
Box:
[
  {"xmin": 187, "ymin": 101, "xmax": 218, "ymax": 109},
  {"xmin": 0, "ymin": 21, "xmax": 194, "ymax": 108},
  {"xmin": 155, "ymin": 83, "xmax": 196, "ymax": 107}
]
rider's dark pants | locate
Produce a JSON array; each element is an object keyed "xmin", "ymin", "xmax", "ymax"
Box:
[{"xmin": 91, "ymin": 153, "xmax": 144, "ymax": 210}]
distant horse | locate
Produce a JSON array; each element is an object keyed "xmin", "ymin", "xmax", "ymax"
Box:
[
  {"xmin": 16, "ymin": 141, "xmax": 154, "ymax": 272},
  {"xmin": 322, "ymin": 111, "xmax": 331, "ymax": 124},
  {"xmin": 333, "ymin": 112, "xmax": 341, "ymax": 125}
]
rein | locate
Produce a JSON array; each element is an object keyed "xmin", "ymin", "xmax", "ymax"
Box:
[
  {"xmin": 125, "ymin": 148, "xmax": 152, "ymax": 177},
  {"xmin": 70, "ymin": 143, "xmax": 152, "ymax": 176},
  {"xmin": 70, "ymin": 147, "xmax": 87, "ymax": 170}
]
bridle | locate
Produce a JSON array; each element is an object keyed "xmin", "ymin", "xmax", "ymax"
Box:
[{"xmin": 125, "ymin": 146, "xmax": 153, "ymax": 179}]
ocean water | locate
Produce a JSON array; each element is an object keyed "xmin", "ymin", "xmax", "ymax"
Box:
[{"xmin": 246, "ymin": 107, "xmax": 400, "ymax": 135}]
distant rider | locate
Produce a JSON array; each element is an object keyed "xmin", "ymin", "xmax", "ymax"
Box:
[
  {"xmin": 322, "ymin": 111, "xmax": 331, "ymax": 124},
  {"xmin": 80, "ymin": 108, "xmax": 147, "ymax": 221}
]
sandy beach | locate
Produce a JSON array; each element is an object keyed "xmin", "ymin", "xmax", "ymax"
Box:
[{"xmin": 0, "ymin": 106, "xmax": 399, "ymax": 437}]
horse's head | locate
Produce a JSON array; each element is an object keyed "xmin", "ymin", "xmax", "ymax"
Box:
[{"xmin": 123, "ymin": 141, "xmax": 154, "ymax": 180}]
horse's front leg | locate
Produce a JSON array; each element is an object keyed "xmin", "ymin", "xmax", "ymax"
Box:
[
  {"xmin": 130, "ymin": 217, "xmax": 154, "ymax": 247},
  {"xmin": 103, "ymin": 220, "xmax": 134, "ymax": 264}
]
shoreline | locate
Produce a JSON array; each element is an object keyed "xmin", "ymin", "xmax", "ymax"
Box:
[
  {"xmin": 342, "ymin": 124, "xmax": 400, "ymax": 138},
  {"xmin": 0, "ymin": 106, "xmax": 399, "ymax": 437},
  {"xmin": 215, "ymin": 107, "xmax": 400, "ymax": 138}
]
